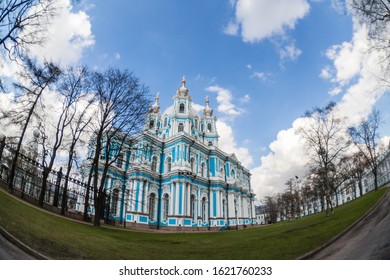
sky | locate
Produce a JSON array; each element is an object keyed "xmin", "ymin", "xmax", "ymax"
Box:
[{"xmin": 1, "ymin": 0, "xmax": 390, "ymax": 201}]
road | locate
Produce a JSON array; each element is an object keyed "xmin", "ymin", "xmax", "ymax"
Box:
[
  {"xmin": 0, "ymin": 233, "xmax": 36, "ymax": 260},
  {"xmin": 309, "ymin": 188, "xmax": 390, "ymax": 259}
]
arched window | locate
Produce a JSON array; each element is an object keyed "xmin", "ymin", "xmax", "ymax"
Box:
[
  {"xmin": 194, "ymin": 119, "xmax": 198, "ymax": 129},
  {"xmin": 178, "ymin": 123, "xmax": 184, "ymax": 133},
  {"xmin": 151, "ymin": 156, "xmax": 158, "ymax": 172},
  {"xmin": 149, "ymin": 120, "xmax": 154, "ymax": 129},
  {"xmin": 116, "ymin": 153, "xmax": 124, "ymax": 168},
  {"xmin": 201, "ymin": 162, "xmax": 206, "ymax": 177},
  {"xmin": 208, "ymin": 141, "xmax": 213, "ymax": 147},
  {"xmin": 111, "ymin": 189, "xmax": 119, "ymax": 217},
  {"xmin": 179, "ymin": 103, "xmax": 185, "ymax": 113},
  {"xmin": 190, "ymin": 195, "xmax": 195, "ymax": 220},
  {"xmin": 207, "ymin": 123, "xmax": 212, "ymax": 132},
  {"xmin": 164, "ymin": 117, "xmax": 168, "ymax": 127},
  {"xmin": 190, "ymin": 158, "xmax": 195, "ymax": 173},
  {"xmin": 149, "ymin": 193, "xmax": 156, "ymax": 221},
  {"xmin": 201, "ymin": 197, "xmax": 207, "ymax": 221},
  {"xmin": 163, "ymin": 194, "xmax": 169, "ymax": 222},
  {"xmin": 166, "ymin": 157, "xmax": 172, "ymax": 172},
  {"xmin": 231, "ymin": 169, "xmax": 235, "ymax": 179}
]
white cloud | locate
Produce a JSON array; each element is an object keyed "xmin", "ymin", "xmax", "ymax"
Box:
[
  {"xmin": 191, "ymin": 102, "xmax": 204, "ymax": 113},
  {"xmin": 223, "ymin": 21, "xmax": 239, "ymax": 36},
  {"xmin": 228, "ymin": 0, "xmax": 310, "ymax": 43},
  {"xmin": 246, "ymin": 64, "xmax": 252, "ymax": 69},
  {"xmin": 279, "ymin": 42, "xmax": 302, "ymax": 62},
  {"xmin": 320, "ymin": 65, "xmax": 332, "ymax": 80},
  {"xmin": 250, "ymin": 118, "xmax": 309, "ymax": 199},
  {"xmin": 240, "ymin": 94, "xmax": 251, "ymax": 104},
  {"xmin": 217, "ymin": 120, "xmax": 253, "ymax": 168},
  {"xmin": 324, "ymin": 22, "xmax": 388, "ymax": 123},
  {"xmin": 206, "ymin": 85, "xmax": 243, "ymax": 116},
  {"xmin": 324, "ymin": 26, "xmax": 366, "ymax": 86},
  {"xmin": 27, "ymin": 0, "xmax": 94, "ymax": 66},
  {"xmin": 114, "ymin": 52, "xmax": 121, "ymax": 61},
  {"xmin": 251, "ymin": 19, "xmax": 390, "ymax": 201},
  {"xmin": 251, "ymin": 71, "xmax": 268, "ymax": 82}
]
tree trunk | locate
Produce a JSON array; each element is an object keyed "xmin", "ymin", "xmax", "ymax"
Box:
[
  {"xmin": 61, "ymin": 153, "xmax": 74, "ymax": 215},
  {"xmin": 38, "ymin": 167, "xmax": 51, "ymax": 207},
  {"xmin": 83, "ymin": 168, "xmax": 93, "ymax": 221},
  {"xmin": 374, "ymin": 170, "xmax": 378, "ymax": 191},
  {"xmin": 358, "ymin": 180, "xmax": 363, "ymax": 197}
]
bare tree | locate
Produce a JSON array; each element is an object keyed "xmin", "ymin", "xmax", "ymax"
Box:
[
  {"xmin": 350, "ymin": 0, "xmax": 390, "ymax": 72},
  {"xmin": 298, "ymin": 102, "xmax": 351, "ymax": 215},
  {"xmin": 59, "ymin": 67, "xmax": 93, "ymax": 215},
  {"xmin": 340, "ymin": 151, "xmax": 368, "ymax": 196},
  {"xmin": 263, "ymin": 195, "xmax": 279, "ymax": 224},
  {"xmin": 0, "ymin": 0, "xmax": 57, "ymax": 57},
  {"xmin": 88, "ymin": 68, "xmax": 150, "ymax": 227},
  {"xmin": 3, "ymin": 57, "xmax": 60, "ymax": 192},
  {"xmin": 348, "ymin": 109, "xmax": 382, "ymax": 191}
]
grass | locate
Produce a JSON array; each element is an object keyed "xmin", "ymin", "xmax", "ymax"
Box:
[{"xmin": 0, "ymin": 185, "xmax": 386, "ymax": 259}]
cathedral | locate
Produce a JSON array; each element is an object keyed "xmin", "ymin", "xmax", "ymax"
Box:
[{"xmin": 77, "ymin": 78, "xmax": 255, "ymax": 230}]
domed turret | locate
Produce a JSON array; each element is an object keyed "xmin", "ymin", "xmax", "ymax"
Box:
[
  {"xmin": 177, "ymin": 76, "xmax": 189, "ymax": 97},
  {"xmin": 149, "ymin": 93, "xmax": 160, "ymax": 114},
  {"xmin": 203, "ymin": 96, "xmax": 213, "ymax": 117}
]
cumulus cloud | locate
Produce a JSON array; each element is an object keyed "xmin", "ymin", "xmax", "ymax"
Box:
[
  {"xmin": 251, "ymin": 71, "xmax": 268, "ymax": 82},
  {"xmin": 27, "ymin": 0, "xmax": 94, "ymax": 66},
  {"xmin": 223, "ymin": 21, "xmax": 239, "ymax": 36},
  {"xmin": 279, "ymin": 42, "xmax": 303, "ymax": 62},
  {"xmin": 191, "ymin": 102, "xmax": 204, "ymax": 113},
  {"xmin": 251, "ymin": 20, "xmax": 390, "ymax": 201},
  {"xmin": 323, "ymin": 26, "xmax": 367, "ymax": 87},
  {"xmin": 250, "ymin": 118, "xmax": 308, "ymax": 199},
  {"xmin": 324, "ymin": 22, "xmax": 388, "ymax": 124},
  {"xmin": 227, "ymin": 0, "xmax": 310, "ymax": 43},
  {"xmin": 217, "ymin": 120, "xmax": 253, "ymax": 168},
  {"xmin": 206, "ymin": 85, "xmax": 243, "ymax": 116},
  {"xmin": 204, "ymin": 84, "xmax": 252, "ymax": 168}
]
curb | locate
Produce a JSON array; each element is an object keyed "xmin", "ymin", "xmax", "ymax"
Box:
[
  {"xmin": 0, "ymin": 225, "xmax": 49, "ymax": 260},
  {"xmin": 297, "ymin": 186, "xmax": 389, "ymax": 260}
]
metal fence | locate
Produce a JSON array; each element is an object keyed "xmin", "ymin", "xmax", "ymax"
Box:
[{"xmin": 0, "ymin": 141, "xmax": 89, "ymax": 217}]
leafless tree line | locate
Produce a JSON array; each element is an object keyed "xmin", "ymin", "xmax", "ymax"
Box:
[
  {"xmin": 262, "ymin": 103, "xmax": 384, "ymax": 222},
  {"xmin": 1, "ymin": 1, "xmax": 151, "ymax": 227}
]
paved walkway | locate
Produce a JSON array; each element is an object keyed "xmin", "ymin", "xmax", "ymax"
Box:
[
  {"xmin": 309, "ymin": 187, "xmax": 390, "ymax": 259},
  {"xmin": 0, "ymin": 233, "xmax": 36, "ymax": 260}
]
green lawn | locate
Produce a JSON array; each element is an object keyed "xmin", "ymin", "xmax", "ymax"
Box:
[{"xmin": 0, "ymin": 186, "xmax": 386, "ymax": 259}]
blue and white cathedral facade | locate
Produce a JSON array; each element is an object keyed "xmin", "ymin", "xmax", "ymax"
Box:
[{"xmin": 77, "ymin": 78, "xmax": 255, "ymax": 230}]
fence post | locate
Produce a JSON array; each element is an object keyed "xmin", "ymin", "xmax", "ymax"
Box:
[
  {"xmin": 0, "ymin": 133, "xmax": 5, "ymax": 162},
  {"xmin": 53, "ymin": 167, "xmax": 63, "ymax": 207}
]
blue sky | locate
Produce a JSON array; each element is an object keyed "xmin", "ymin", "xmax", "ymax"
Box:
[
  {"xmin": 1, "ymin": 0, "xmax": 390, "ymax": 199},
  {"xmin": 82, "ymin": 1, "xmax": 352, "ymax": 153}
]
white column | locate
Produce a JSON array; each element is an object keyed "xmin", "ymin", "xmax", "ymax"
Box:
[
  {"xmin": 129, "ymin": 179, "xmax": 135, "ymax": 211},
  {"xmin": 176, "ymin": 181, "xmax": 181, "ymax": 215},
  {"xmin": 170, "ymin": 182, "xmax": 176, "ymax": 215}
]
